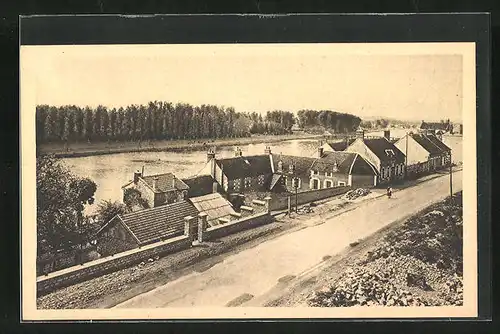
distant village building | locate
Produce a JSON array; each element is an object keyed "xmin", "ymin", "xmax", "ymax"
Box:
[
  {"xmin": 420, "ymin": 120, "xmax": 453, "ymax": 135},
  {"xmin": 122, "ymin": 171, "xmax": 189, "ymax": 208},
  {"xmin": 451, "ymin": 123, "xmax": 463, "ymax": 135},
  {"xmin": 95, "ymin": 200, "xmax": 199, "ymax": 256},
  {"xmin": 345, "ymin": 130, "xmax": 406, "ymax": 185}
]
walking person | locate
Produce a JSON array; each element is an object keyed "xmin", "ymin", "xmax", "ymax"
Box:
[{"xmin": 387, "ymin": 186, "xmax": 392, "ymax": 199}]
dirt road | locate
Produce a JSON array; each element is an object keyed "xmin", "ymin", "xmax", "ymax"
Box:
[{"xmin": 114, "ymin": 170, "xmax": 463, "ymax": 308}]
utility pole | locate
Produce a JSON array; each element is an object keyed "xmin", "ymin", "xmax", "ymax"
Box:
[
  {"xmin": 449, "ymin": 152, "xmax": 453, "ymax": 202},
  {"xmin": 295, "ymin": 182, "xmax": 298, "ymax": 213},
  {"xmin": 405, "ymin": 132, "xmax": 409, "ymax": 178}
]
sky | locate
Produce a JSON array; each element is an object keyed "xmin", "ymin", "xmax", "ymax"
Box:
[{"xmin": 22, "ymin": 44, "xmax": 465, "ymax": 122}]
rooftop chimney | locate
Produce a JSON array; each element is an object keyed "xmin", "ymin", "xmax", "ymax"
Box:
[
  {"xmin": 172, "ymin": 176, "xmax": 176, "ymax": 189},
  {"xmin": 264, "ymin": 146, "xmax": 272, "ymax": 155},
  {"xmin": 317, "ymin": 147, "xmax": 324, "ymax": 158},
  {"xmin": 153, "ymin": 177, "xmax": 159, "ymax": 192},
  {"xmin": 384, "ymin": 130, "xmax": 391, "ymax": 141},
  {"xmin": 207, "ymin": 149, "xmax": 216, "ymax": 162},
  {"xmin": 133, "ymin": 170, "xmax": 142, "ymax": 184},
  {"xmin": 212, "ymin": 181, "xmax": 218, "ymax": 194}
]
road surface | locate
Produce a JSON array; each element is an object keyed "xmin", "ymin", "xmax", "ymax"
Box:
[{"xmin": 114, "ymin": 170, "xmax": 462, "ymax": 308}]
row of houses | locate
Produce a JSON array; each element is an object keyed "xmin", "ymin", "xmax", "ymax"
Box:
[
  {"xmin": 92, "ymin": 127, "xmax": 451, "ymax": 259},
  {"xmin": 120, "ymin": 128, "xmax": 452, "ymax": 211}
]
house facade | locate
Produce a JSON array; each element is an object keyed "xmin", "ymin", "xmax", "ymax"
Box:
[
  {"xmin": 269, "ymin": 153, "xmax": 317, "ymax": 193},
  {"xmin": 309, "ymin": 147, "xmax": 378, "ymax": 189},
  {"xmin": 394, "ymin": 133, "xmax": 443, "ymax": 178},
  {"xmin": 425, "ymin": 133, "xmax": 452, "ymax": 167},
  {"xmin": 200, "ymin": 147, "xmax": 273, "ymax": 194},
  {"xmin": 122, "ymin": 171, "xmax": 189, "ymax": 208},
  {"xmin": 345, "ymin": 131, "xmax": 406, "ymax": 185}
]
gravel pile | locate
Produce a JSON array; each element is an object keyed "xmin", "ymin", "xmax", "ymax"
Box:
[
  {"xmin": 344, "ymin": 188, "xmax": 371, "ymax": 201},
  {"xmin": 308, "ymin": 192, "xmax": 463, "ymax": 307}
]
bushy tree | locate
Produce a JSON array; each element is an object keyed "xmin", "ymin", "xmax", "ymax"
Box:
[
  {"xmin": 96, "ymin": 200, "xmax": 128, "ymax": 225},
  {"xmin": 36, "ymin": 155, "xmax": 97, "ymax": 253}
]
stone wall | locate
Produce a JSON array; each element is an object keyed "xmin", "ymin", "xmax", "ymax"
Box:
[
  {"xmin": 204, "ymin": 212, "xmax": 273, "ymax": 241},
  {"xmin": 37, "ymin": 235, "xmax": 191, "ymax": 295},
  {"xmin": 270, "ymin": 186, "xmax": 351, "ymax": 211}
]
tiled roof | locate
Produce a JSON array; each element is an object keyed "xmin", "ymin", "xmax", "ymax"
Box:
[
  {"xmin": 271, "ymin": 154, "xmax": 316, "ymax": 176},
  {"xmin": 141, "ymin": 173, "xmax": 189, "ymax": 193},
  {"xmin": 217, "ymin": 155, "xmax": 272, "ymax": 179},
  {"xmin": 363, "ymin": 138, "xmax": 406, "ymax": 162},
  {"xmin": 189, "ymin": 193, "xmax": 236, "ymax": 226},
  {"xmin": 425, "ymin": 134, "xmax": 451, "ymax": 152},
  {"xmin": 327, "ymin": 139, "xmax": 355, "ymax": 151},
  {"xmin": 310, "ymin": 151, "xmax": 356, "ymax": 174},
  {"xmin": 411, "ymin": 134, "xmax": 442, "ymax": 156},
  {"xmin": 117, "ymin": 200, "xmax": 200, "ymax": 245},
  {"xmin": 182, "ymin": 174, "xmax": 216, "ymax": 198}
]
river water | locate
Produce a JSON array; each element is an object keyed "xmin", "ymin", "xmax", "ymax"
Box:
[
  {"xmin": 62, "ymin": 139, "xmax": 320, "ymax": 213},
  {"xmin": 62, "ymin": 130, "xmax": 462, "ymax": 214}
]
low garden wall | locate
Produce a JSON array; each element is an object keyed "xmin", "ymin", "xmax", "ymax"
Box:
[
  {"xmin": 204, "ymin": 212, "xmax": 273, "ymax": 241},
  {"xmin": 37, "ymin": 235, "xmax": 191, "ymax": 295},
  {"xmin": 270, "ymin": 186, "xmax": 351, "ymax": 211}
]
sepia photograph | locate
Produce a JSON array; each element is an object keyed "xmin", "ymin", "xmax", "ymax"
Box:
[{"xmin": 21, "ymin": 38, "xmax": 478, "ymax": 320}]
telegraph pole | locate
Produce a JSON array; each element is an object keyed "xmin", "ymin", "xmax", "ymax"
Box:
[
  {"xmin": 449, "ymin": 152, "xmax": 453, "ymax": 203},
  {"xmin": 405, "ymin": 132, "xmax": 409, "ymax": 177}
]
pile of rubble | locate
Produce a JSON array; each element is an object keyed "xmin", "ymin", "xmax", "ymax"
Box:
[
  {"xmin": 344, "ymin": 188, "xmax": 371, "ymax": 201},
  {"xmin": 309, "ymin": 266, "xmax": 429, "ymax": 307},
  {"xmin": 308, "ymin": 192, "xmax": 463, "ymax": 307}
]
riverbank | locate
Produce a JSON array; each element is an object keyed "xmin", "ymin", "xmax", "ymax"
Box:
[{"xmin": 38, "ymin": 133, "xmax": 323, "ymax": 158}]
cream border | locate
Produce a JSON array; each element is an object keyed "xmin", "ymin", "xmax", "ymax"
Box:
[{"xmin": 21, "ymin": 42, "xmax": 477, "ymax": 320}]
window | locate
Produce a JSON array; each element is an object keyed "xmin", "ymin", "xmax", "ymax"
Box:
[
  {"xmin": 258, "ymin": 175, "xmax": 265, "ymax": 185},
  {"xmin": 244, "ymin": 177, "xmax": 252, "ymax": 189},
  {"xmin": 385, "ymin": 149, "xmax": 394, "ymax": 157},
  {"xmin": 324, "ymin": 180, "xmax": 333, "ymax": 188},
  {"xmin": 234, "ymin": 179, "xmax": 241, "ymax": 191},
  {"xmin": 338, "ymin": 181, "xmax": 346, "ymax": 186}
]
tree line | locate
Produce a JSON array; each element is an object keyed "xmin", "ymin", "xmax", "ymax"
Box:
[
  {"xmin": 36, "ymin": 102, "xmax": 296, "ymax": 144},
  {"xmin": 296, "ymin": 109, "xmax": 362, "ymax": 133}
]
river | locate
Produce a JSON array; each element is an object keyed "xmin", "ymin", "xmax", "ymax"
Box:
[
  {"xmin": 62, "ymin": 131, "xmax": 462, "ymax": 214},
  {"xmin": 62, "ymin": 139, "xmax": 320, "ymax": 213}
]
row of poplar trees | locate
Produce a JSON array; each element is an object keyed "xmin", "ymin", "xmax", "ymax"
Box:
[{"xmin": 36, "ymin": 102, "xmax": 296, "ymax": 144}]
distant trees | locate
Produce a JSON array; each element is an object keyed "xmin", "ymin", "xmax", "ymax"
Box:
[
  {"xmin": 297, "ymin": 109, "xmax": 361, "ymax": 133},
  {"xmin": 36, "ymin": 103, "xmax": 300, "ymax": 144}
]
